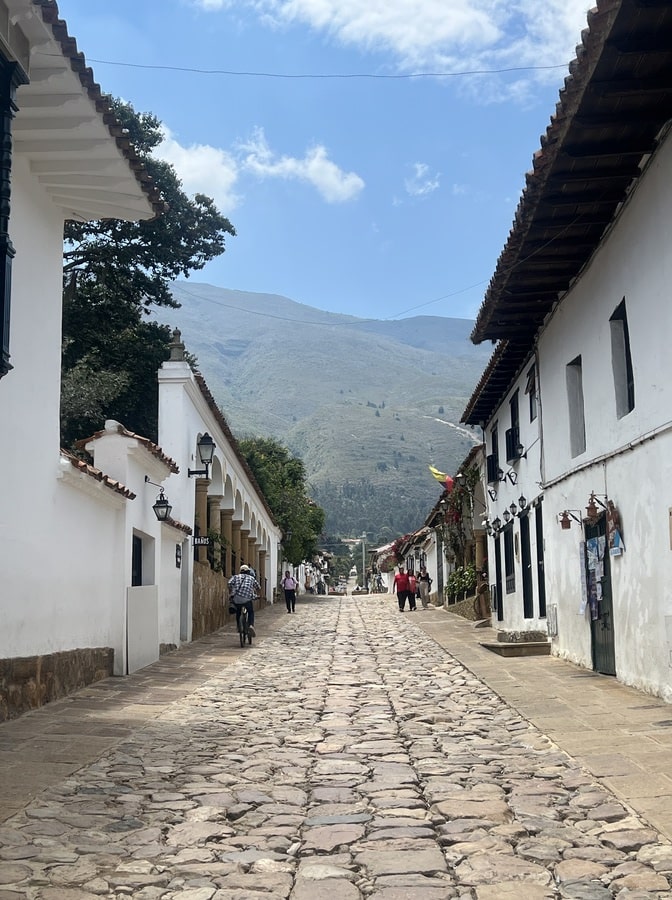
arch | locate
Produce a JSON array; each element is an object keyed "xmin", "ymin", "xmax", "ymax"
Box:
[
  {"xmin": 233, "ymin": 489, "xmax": 243, "ymax": 522},
  {"xmin": 223, "ymin": 473, "xmax": 234, "ymax": 509},
  {"xmin": 209, "ymin": 455, "xmax": 224, "ymax": 495}
]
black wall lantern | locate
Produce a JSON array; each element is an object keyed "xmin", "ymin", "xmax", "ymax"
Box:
[
  {"xmin": 188, "ymin": 432, "xmax": 216, "ymax": 478},
  {"xmin": 145, "ymin": 476, "xmax": 173, "ymax": 522}
]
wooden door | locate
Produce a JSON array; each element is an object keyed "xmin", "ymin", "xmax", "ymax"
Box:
[
  {"xmin": 586, "ymin": 516, "xmax": 616, "ymax": 676},
  {"xmin": 520, "ymin": 512, "xmax": 534, "ymax": 619}
]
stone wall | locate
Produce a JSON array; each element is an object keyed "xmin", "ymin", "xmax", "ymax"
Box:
[
  {"xmin": 444, "ymin": 593, "xmax": 479, "ymax": 621},
  {"xmin": 0, "ymin": 648, "xmax": 113, "ymax": 722},
  {"xmin": 192, "ymin": 561, "xmax": 229, "ymax": 640},
  {"xmin": 192, "ymin": 562, "xmax": 270, "ymax": 640}
]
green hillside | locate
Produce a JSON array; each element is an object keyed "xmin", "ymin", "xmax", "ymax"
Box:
[{"xmin": 162, "ymin": 282, "xmax": 490, "ymax": 542}]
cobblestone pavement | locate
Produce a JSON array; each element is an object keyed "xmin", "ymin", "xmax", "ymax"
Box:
[{"xmin": 2, "ymin": 596, "xmax": 672, "ymax": 899}]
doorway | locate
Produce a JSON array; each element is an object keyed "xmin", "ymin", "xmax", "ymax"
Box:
[
  {"xmin": 585, "ymin": 515, "xmax": 616, "ymax": 676},
  {"xmin": 494, "ymin": 534, "xmax": 503, "ymax": 622},
  {"xmin": 535, "ymin": 501, "xmax": 547, "ymax": 617},
  {"xmin": 520, "ymin": 512, "xmax": 534, "ymax": 619}
]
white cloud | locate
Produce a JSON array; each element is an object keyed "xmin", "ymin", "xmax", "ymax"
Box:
[
  {"xmin": 190, "ymin": 0, "xmax": 592, "ymax": 94},
  {"xmin": 238, "ymin": 127, "xmax": 364, "ymax": 203},
  {"xmin": 156, "ymin": 127, "xmax": 241, "ymax": 213},
  {"xmin": 156, "ymin": 125, "xmax": 363, "ymax": 209},
  {"xmin": 405, "ymin": 163, "xmax": 440, "ymax": 198},
  {"xmin": 191, "ymin": 0, "xmax": 230, "ymax": 9}
]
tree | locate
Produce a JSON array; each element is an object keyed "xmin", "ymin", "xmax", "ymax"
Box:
[
  {"xmin": 61, "ymin": 100, "xmax": 235, "ymax": 445},
  {"xmin": 238, "ymin": 437, "xmax": 325, "ymax": 565}
]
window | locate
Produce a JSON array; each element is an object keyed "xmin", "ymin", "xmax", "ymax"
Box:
[
  {"xmin": 525, "ymin": 365, "xmax": 538, "ymax": 422},
  {"xmin": 131, "ymin": 535, "xmax": 143, "ymax": 586},
  {"xmin": 486, "ymin": 423, "xmax": 500, "ymax": 484},
  {"xmin": 505, "ymin": 391, "xmax": 521, "ymax": 462},
  {"xmin": 566, "ymin": 356, "xmax": 586, "ymax": 457},
  {"xmin": 504, "ymin": 525, "xmax": 515, "ymax": 594},
  {"xmin": 610, "ymin": 299, "xmax": 635, "ymax": 418}
]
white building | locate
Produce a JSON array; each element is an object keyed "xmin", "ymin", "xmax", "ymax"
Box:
[
  {"xmin": 157, "ymin": 332, "xmax": 281, "ymax": 632},
  {"xmin": 0, "ymin": 1, "xmax": 163, "ymax": 718},
  {"xmin": 462, "ymin": 0, "xmax": 672, "ymax": 699},
  {"xmin": 0, "ymin": 3, "xmax": 280, "ymax": 721}
]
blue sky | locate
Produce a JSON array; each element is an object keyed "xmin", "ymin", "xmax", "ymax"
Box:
[{"xmin": 55, "ymin": 0, "xmax": 591, "ymax": 321}]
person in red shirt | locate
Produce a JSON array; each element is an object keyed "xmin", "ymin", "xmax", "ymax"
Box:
[
  {"xmin": 392, "ymin": 564, "xmax": 416, "ymax": 612},
  {"xmin": 408, "ymin": 571, "xmax": 417, "ymax": 605}
]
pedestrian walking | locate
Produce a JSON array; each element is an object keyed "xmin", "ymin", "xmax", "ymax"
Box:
[
  {"xmin": 227, "ymin": 564, "xmax": 260, "ymax": 636},
  {"xmin": 392, "ymin": 564, "xmax": 415, "ymax": 611},
  {"xmin": 418, "ymin": 566, "xmax": 432, "ymax": 609},
  {"xmin": 408, "ymin": 570, "xmax": 417, "ymax": 605},
  {"xmin": 281, "ymin": 570, "xmax": 298, "ymax": 613}
]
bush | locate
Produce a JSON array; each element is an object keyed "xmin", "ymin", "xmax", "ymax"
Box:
[{"xmin": 445, "ymin": 564, "xmax": 477, "ymax": 600}]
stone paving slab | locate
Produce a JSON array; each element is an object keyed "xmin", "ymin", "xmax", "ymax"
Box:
[{"xmin": 0, "ymin": 595, "xmax": 672, "ymax": 898}]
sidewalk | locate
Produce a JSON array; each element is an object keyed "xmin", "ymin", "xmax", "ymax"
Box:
[{"xmin": 416, "ymin": 606, "xmax": 672, "ymax": 841}]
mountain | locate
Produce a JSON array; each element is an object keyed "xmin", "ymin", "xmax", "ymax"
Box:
[{"xmin": 160, "ymin": 282, "xmax": 492, "ymax": 543}]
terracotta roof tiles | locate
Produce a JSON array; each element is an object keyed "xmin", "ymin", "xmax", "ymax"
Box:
[
  {"xmin": 60, "ymin": 450, "xmax": 135, "ymax": 499},
  {"xmin": 76, "ymin": 423, "xmax": 179, "ymax": 474}
]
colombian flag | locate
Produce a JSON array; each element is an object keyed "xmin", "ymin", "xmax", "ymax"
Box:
[{"xmin": 429, "ymin": 465, "xmax": 454, "ymax": 493}]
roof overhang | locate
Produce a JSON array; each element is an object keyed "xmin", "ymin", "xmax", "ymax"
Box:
[
  {"xmin": 6, "ymin": 0, "xmax": 164, "ymax": 222},
  {"xmin": 462, "ymin": 0, "xmax": 672, "ymax": 425}
]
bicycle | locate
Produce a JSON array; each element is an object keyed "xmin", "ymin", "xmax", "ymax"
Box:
[{"xmin": 237, "ymin": 604, "xmax": 253, "ymax": 647}]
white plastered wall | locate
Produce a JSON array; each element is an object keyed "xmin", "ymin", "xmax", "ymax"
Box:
[
  {"xmin": 158, "ymin": 358, "xmax": 281, "ymax": 603},
  {"xmin": 0, "ymin": 157, "xmax": 130, "ymax": 661},
  {"xmin": 537, "ymin": 129, "xmax": 672, "ymax": 700},
  {"xmin": 483, "ymin": 361, "xmax": 545, "ymax": 632}
]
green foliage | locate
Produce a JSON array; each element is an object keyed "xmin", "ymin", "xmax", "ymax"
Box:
[
  {"xmin": 441, "ymin": 465, "xmax": 481, "ymax": 567},
  {"xmin": 238, "ymin": 437, "xmax": 325, "ymax": 565},
  {"xmin": 60, "ymin": 357, "xmax": 130, "ymax": 438},
  {"xmin": 445, "ymin": 564, "xmax": 477, "ymax": 600},
  {"xmin": 311, "ymin": 478, "xmax": 433, "ymax": 545},
  {"xmin": 60, "ymin": 99, "xmax": 235, "ymax": 445}
]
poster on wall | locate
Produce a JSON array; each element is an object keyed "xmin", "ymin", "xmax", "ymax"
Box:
[
  {"xmin": 586, "ymin": 537, "xmax": 604, "ymax": 621},
  {"xmin": 578, "ymin": 541, "xmax": 588, "ymax": 615},
  {"xmin": 607, "ymin": 501, "xmax": 625, "ymax": 556}
]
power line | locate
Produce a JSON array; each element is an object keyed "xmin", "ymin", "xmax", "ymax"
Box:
[{"xmin": 78, "ymin": 55, "xmax": 569, "ymax": 81}]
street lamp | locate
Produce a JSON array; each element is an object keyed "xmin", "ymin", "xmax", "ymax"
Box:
[
  {"xmin": 188, "ymin": 433, "xmax": 216, "ymax": 478},
  {"xmin": 145, "ymin": 476, "xmax": 172, "ymax": 521}
]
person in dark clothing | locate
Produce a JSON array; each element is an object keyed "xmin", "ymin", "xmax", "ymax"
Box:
[{"xmin": 281, "ymin": 570, "xmax": 298, "ymax": 613}]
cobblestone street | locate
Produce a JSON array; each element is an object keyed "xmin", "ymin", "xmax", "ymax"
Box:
[{"xmin": 2, "ymin": 596, "xmax": 672, "ymax": 899}]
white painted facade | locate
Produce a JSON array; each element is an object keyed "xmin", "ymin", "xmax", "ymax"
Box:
[
  {"xmin": 479, "ymin": 118, "xmax": 672, "ymax": 701},
  {"xmin": 482, "ymin": 359, "xmax": 547, "ymax": 632},
  {"xmin": 0, "ymin": 4, "xmax": 280, "ymax": 703},
  {"xmin": 538, "ymin": 129, "xmax": 672, "ymax": 701},
  {"xmin": 0, "ymin": 3, "xmax": 159, "ymax": 673},
  {"xmin": 157, "ymin": 350, "xmax": 282, "ymax": 608}
]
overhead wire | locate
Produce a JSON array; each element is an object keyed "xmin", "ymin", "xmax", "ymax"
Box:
[
  {"xmin": 81, "ymin": 57, "xmax": 569, "ymax": 80},
  {"xmin": 167, "ymin": 208, "xmax": 584, "ymax": 326},
  {"xmin": 55, "ymin": 49, "xmax": 577, "ymax": 322}
]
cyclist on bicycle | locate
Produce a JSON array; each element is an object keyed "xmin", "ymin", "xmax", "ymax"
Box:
[{"xmin": 227, "ymin": 564, "xmax": 259, "ymax": 637}]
